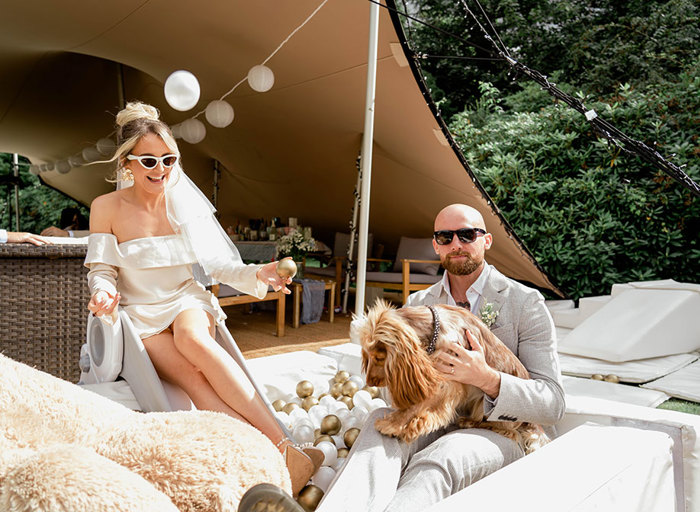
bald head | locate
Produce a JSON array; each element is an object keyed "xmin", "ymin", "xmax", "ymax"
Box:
[{"xmin": 434, "ymin": 204, "xmax": 486, "ymax": 231}]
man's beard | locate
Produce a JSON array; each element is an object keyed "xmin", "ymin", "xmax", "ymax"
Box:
[{"xmin": 441, "ymin": 252, "xmax": 483, "ymax": 276}]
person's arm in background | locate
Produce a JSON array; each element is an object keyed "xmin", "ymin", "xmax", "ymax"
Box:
[{"xmin": 0, "ymin": 229, "xmax": 50, "ymax": 246}]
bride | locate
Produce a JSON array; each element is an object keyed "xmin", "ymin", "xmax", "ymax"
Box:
[{"xmin": 86, "ymin": 101, "xmax": 321, "ymax": 496}]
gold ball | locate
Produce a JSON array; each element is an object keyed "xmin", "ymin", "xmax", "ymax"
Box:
[
  {"xmin": 334, "ymin": 370, "xmax": 350, "ymax": 384},
  {"xmin": 337, "ymin": 447, "xmax": 349, "ymax": 458},
  {"xmin": 314, "ymin": 434, "xmax": 334, "ymax": 446},
  {"xmin": 296, "ymin": 380, "xmax": 314, "ymax": 398},
  {"xmin": 363, "ymin": 386, "xmax": 380, "ymax": 399},
  {"xmin": 339, "ymin": 396, "xmax": 354, "ymax": 409},
  {"xmin": 591, "ymin": 374, "xmax": 604, "ymax": 381},
  {"xmin": 297, "ymin": 484, "xmax": 324, "ymax": 512},
  {"xmin": 604, "ymin": 374, "xmax": 620, "ymax": 384},
  {"xmin": 272, "ymin": 399, "xmax": 286, "ymax": 412},
  {"xmin": 276, "ymin": 258, "xmax": 297, "ymax": 279},
  {"xmin": 344, "ymin": 427, "xmax": 361, "ymax": 448},
  {"xmin": 320, "ymin": 414, "xmax": 341, "ymax": 435},
  {"xmin": 314, "ymin": 428, "xmax": 321, "ymax": 439},
  {"xmin": 282, "ymin": 402, "xmax": 300, "ymax": 415},
  {"xmin": 330, "ymin": 382, "xmax": 344, "ymax": 398},
  {"xmin": 341, "ymin": 380, "xmax": 359, "ymax": 397},
  {"xmin": 302, "ymin": 396, "xmax": 319, "ymax": 411}
]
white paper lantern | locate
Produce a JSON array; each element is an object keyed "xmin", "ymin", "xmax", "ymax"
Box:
[
  {"xmin": 29, "ymin": 165, "xmax": 40, "ymax": 175},
  {"xmin": 179, "ymin": 118, "xmax": 206, "ymax": 144},
  {"xmin": 68, "ymin": 154, "xmax": 85, "ymax": 168},
  {"xmin": 56, "ymin": 160, "xmax": 71, "ymax": 174},
  {"xmin": 82, "ymin": 146, "xmax": 101, "ymax": 163},
  {"xmin": 164, "ymin": 70, "xmax": 201, "ymax": 111},
  {"xmin": 316, "ymin": 441, "xmax": 338, "ymax": 467},
  {"xmin": 311, "ymin": 466, "xmax": 336, "ymax": 492},
  {"xmin": 96, "ymin": 137, "xmax": 117, "ymax": 157},
  {"xmin": 205, "ymin": 100, "xmax": 234, "ymax": 128},
  {"xmin": 247, "ymin": 64, "xmax": 275, "ymax": 92},
  {"xmin": 45, "ymin": 161, "xmax": 55, "ymax": 171}
]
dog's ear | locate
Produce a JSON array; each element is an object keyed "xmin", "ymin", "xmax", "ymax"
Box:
[{"xmin": 387, "ymin": 341, "xmax": 441, "ymax": 409}]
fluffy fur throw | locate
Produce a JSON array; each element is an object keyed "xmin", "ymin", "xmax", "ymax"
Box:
[{"xmin": 0, "ymin": 353, "xmax": 290, "ymax": 511}]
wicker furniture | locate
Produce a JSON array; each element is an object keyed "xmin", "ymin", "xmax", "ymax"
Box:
[{"xmin": 0, "ymin": 243, "xmax": 90, "ymax": 383}]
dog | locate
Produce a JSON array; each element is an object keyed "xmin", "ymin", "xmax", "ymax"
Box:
[{"xmin": 353, "ymin": 301, "xmax": 549, "ymax": 453}]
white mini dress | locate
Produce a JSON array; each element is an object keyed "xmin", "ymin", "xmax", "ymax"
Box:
[{"xmin": 85, "ymin": 233, "xmax": 264, "ymax": 339}]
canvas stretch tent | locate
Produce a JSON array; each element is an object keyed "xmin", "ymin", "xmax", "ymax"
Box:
[{"xmin": 0, "ymin": 0, "xmax": 563, "ymax": 298}]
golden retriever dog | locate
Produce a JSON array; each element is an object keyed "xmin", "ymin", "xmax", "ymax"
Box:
[{"xmin": 354, "ymin": 301, "xmax": 548, "ymax": 453}]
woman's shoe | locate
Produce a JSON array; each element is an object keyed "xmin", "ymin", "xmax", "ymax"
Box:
[
  {"xmin": 238, "ymin": 483, "xmax": 303, "ymax": 512},
  {"xmin": 284, "ymin": 444, "xmax": 323, "ymax": 497}
]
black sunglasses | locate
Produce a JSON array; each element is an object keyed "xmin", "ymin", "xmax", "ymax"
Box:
[{"xmin": 433, "ymin": 228, "xmax": 487, "ymax": 245}]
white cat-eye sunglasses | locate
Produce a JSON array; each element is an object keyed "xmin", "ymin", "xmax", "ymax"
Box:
[{"xmin": 126, "ymin": 154, "xmax": 179, "ymax": 170}]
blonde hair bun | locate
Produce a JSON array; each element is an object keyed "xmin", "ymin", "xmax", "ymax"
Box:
[{"xmin": 116, "ymin": 102, "xmax": 160, "ymax": 128}]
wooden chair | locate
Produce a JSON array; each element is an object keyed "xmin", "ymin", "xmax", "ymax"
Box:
[
  {"xmin": 211, "ymin": 284, "xmax": 286, "ymax": 337},
  {"xmin": 364, "ymin": 237, "xmax": 442, "ymax": 305}
]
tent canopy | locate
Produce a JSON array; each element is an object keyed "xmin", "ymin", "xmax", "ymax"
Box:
[{"xmin": 0, "ymin": 0, "xmax": 562, "ymax": 296}]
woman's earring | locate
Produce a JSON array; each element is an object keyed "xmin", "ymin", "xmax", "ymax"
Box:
[{"xmin": 120, "ymin": 167, "xmax": 134, "ymax": 181}]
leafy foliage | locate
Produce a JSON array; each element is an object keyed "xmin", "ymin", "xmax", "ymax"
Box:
[
  {"xmin": 0, "ymin": 153, "xmax": 89, "ymax": 234},
  {"xmin": 449, "ymin": 64, "xmax": 699, "ymax": 299}
]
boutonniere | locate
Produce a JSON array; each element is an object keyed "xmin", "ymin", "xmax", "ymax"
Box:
[{"xmin": 479, "ymin": 302, "xmax": 499, "ymax": 328}]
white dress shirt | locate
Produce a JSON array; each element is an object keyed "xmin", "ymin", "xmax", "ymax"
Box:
[{"xmin": 438, "ymin": 261, "xmax": 492, "ymax": 313}]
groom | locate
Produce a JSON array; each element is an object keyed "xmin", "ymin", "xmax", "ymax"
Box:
[{"xmin": 238, "ymin": 203, "xmax": 565, "ymax": 512}]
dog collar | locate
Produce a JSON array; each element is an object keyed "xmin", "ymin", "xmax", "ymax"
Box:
[{"xmin": 426, "ymin": 305, "xmax": 440, "ymax": 354}]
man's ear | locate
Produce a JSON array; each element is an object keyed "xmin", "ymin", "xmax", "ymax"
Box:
[
  {"xmin": 483, "ymin": 233, "xmax": 493, "ymax": 250},
  {"xmin": 432, "ymin": 238, "xmax": 440, "ymax": 255}
]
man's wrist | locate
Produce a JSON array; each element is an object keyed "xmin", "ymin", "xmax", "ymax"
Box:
[{"xmin": 481, "ymin": 369, "xmax": 501, "ymax": 399}]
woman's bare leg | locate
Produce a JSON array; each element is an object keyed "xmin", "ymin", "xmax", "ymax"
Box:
[
  {"xmin": 171, "ymin": 309, "xmax": 286, "ymax": 446},
  {"xmin": 142, "ymin": 328, "xmax": 246, "ymax": 421}
]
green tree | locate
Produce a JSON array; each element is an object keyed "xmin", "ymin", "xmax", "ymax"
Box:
[{"xmin": 0, "ymin": 153, "xmax": 89, "ymax": 234}]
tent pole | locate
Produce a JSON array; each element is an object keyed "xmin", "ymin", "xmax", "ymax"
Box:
[
  {"xmin": 12, "ymin": 153, "xmax": 19, "ymax": 231},
  {"xmin": 342, "ymin": 163, "xmax": 362, "ymax": 314},
  {"xmin": 354, "ymin": 0, "xmax": 380, "ymax": 315}
]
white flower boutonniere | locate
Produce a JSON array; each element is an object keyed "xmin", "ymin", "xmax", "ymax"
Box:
[{"xmin": 479, "ymin": 302, "xmax": 499, "ymax": 328}]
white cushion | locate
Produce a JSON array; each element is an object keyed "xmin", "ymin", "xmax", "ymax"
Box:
[
  {"xmin": 392, "ymin": 237, "xmax": 440, "ymax": 275},
  {"xmin": 558, "ymin": 286, "xmax": 700, "ymax": 361},
  {"xmin": 558, "ymin": 351, "xmax": 699, "ymax": 383},
  {"xmin": 563, "ymin": 375, "xmax": 669, "ymax": 408},
  {"xmin": 642, "ymin": 359, "xmax": 700, "ymax": 402}
]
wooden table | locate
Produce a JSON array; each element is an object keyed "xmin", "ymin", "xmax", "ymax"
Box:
[{"xmin": 290, "ymin": 280, "xmax": 336, "ymax": 328}]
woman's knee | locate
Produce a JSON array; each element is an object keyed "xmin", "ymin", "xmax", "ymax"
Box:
[{"xmin": 173, "ymin": 326, "xmax": 214, "ymax": 358}]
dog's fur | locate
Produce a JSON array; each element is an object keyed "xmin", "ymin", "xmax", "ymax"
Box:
[{"xmin": 355, "ymin": 301, "xmax": 549, "ymax": 453}]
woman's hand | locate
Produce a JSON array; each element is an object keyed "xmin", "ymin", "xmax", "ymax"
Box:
[
  {"xmin": 40, "ymin": 226, "xmax": 69, "ymax": 237},
  {"xmin": 88, "ymin": 290, "xmax": 121, "ymax": 317},
  {"xmin": 434, "ymin": 329, "xmax": 501, "ymax": 399},
  {"xmin": 7, "ymin": 231, "xmax": 51, "ymax": 245},
  {"xmin": 257, "ymin": 260, "xmax": 293, "ymax": 294}
]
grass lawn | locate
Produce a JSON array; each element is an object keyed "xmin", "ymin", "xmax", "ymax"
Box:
[{"xmin": 657, "ymin": 398, "xmax": 700, "ymax": 415}]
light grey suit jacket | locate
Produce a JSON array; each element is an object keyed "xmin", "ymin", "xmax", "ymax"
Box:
[{"xmin": 406, "ymin": 264, "xmax": 565, "ymax": 430}]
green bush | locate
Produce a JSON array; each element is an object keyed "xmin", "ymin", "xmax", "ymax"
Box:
[
  {"xmin": 450, "ymin": 64, "xmax": 699, "ymax": 299},
  {"xmin": 0, "ymin": 154, "xmax": 89, "ymax": 234}
]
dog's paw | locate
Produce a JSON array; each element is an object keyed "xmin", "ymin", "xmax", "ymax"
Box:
[{"xmin": 375, "ymin": 416, "xmax": 405, "ymax": 439}]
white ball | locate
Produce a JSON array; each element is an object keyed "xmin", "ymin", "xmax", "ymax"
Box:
[
  {"xmin": 332, "ymin": 435, "xmax": 345, "ymax": 449},
  {"xmin": 319, "ymin": 395, "xmax": 336, "ymax": 408},
  {"xmin": 205, "ymin": 100, "xmax": 234, "ymax": 128},
  {"xmin": 56, "ymin": 160, "xmax": 71, "ymax": 174},
  {"xmin": 315, "ymin": 380, "xmax": 330, "ymax": 396},
  {"xmin": 351, "ymin": 405, "xmax": 369, "ymax": 424},
  {"xmin": 180, "ymin": 118, "xmax": 206, "ymax": 144},
  {"xmin": 349, "ymin": 375, "xmax": 364, "ymax": 388},
  {"xmin": 369, "ymin": 398, "xmax": 387, "ymax": 411},
  {"xmin": 316, "ymin": 441, "xmax": 338, "ymax": 467},
  {"xmin": 341, "ymin": 417, "xmax": 360, "ymax": 435},
  {"xmin": 293, "ymin": 424, "xmax": 315, "ymax": 445},
  {"xmin": 96, "ymin": 137, "xmax": 116, "ymax": 157},
  {"xmin": 275, "ymin": 411, "xmax": 292, "ymax": 430},
  {"xmin": 335, "ymin": 408, "xmax": 351, "ymax": 423},
  {"xmin": 352, "ymin": 390, "xmax": 372, "ymax": 410},
  {"xmin": 330, "ymin": 400, "xmax": 349, "ymax": 413},
  {"xmin": 331, "ymin": 457, "xmax": 346, "ymax": 472},
  {"xmin": 164, "ymin": 70, "xmax": 201, "ymax": 111},
  {"xmin": 247, "ymin": 64, "xmax": 275, "ymax": 92},
  {"xmin": 82, "ymin": 146, "xmax": 101, "ymax": 163},
  {"xmin": 289, "ymin": 407, "xmax": 309, "ymax": 422},
  {"xmin": 311, "ymin": 466, "xmax": 336, "ymax": 492}
]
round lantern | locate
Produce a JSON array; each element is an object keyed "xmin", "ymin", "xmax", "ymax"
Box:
[
  {"xmin": 82, "ymin": 146, "xmax": 101, "ymax": 163},
  {"xmin": 205, "ymin": 100, "xmax": 234, "ymax": 128},
  {"xmin": 68, "ymin": 155, "xmax": 85, "ymax": 168},
  {"xmin": 29, "ymin": 165, "xmax": 40, "ymax": 175},
  {"xmin": 56, "ymin": 160, "xmax": 71, "ymax": 174},
  {"xmin": 164, "ymin": 70, "xmax": 201, "ymax": 111},
  {"xmin": 96, "ymin": 137, "xmax": 117, "ymax": 157},
  {"xmin": 180, "ymin": 118, "xmax": 206, "ymax": 144},
  {"xmin": 247, "ymin": 64, "xmax": 275, "ymax": 92},
  {"xmin": 45, "ymin": 161, "xmax": 55, "ymax": 171}
]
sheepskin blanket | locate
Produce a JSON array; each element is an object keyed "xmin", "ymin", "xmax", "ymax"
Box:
[{"xmin": 0, "ymin": 354, "xmax": 290, "ymax": 511}]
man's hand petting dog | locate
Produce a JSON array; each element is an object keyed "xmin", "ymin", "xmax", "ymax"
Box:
[{"xmin": 434, "ymin": 330, "xmax": 502, "ymax": 399}]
